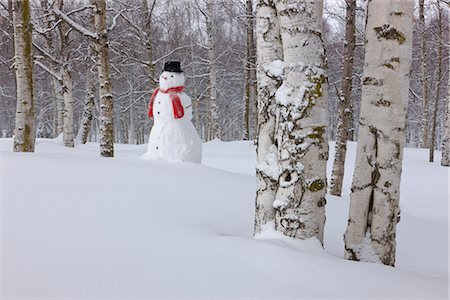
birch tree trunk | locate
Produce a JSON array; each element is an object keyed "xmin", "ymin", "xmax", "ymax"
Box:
[
  {"xmin": 40, "ymin": 0, "xmax": 64, "ymax": 138},
  {"xmin": 243, "ymin": 0, "xmax": 256, "ymax": 141},
  {"xmin": 206, "ymin": 0, "xmax": 220, "ymax": 140},
  {"xmin": 12, "ymin": 0, "xmax": 35, "ymax": 152},
  {"xmin": 419, "ymin": 0, "xmax": 430, "ymax": 148},
  {"xmin": 61, "ymin": 65, "xmax": 75, "ymax": 147},
  {"xmin": 344, "ymin": 0, "xmax": 414, "ymax": 266},
  {"xmin": 93, "ymin": 0, "xmax": 114, "ymax": 157},
  {"xmin": 78, "ymin": 10, "xmax": 96, "ymax": 144},
  {"xmin": 330, "ymin": 0, "xmax": 356, "ymax": 196},
  {"xmin": 442, "ymin": 6, "xmax": 450, "ymax": 167},
  {"xmin": 429, "ymin": 3, "xmax": 443, "ymax": 163},
  {"xmin": 78, "ymin": 65, "xmax": 96, "ymax": 144},
  {"xmin": 254, "ymin": 0, "xmax": 283, "ymax": 235},
  {"xmin": 272, "ymin": 0, "xmax": 328, "ymax": 243}
]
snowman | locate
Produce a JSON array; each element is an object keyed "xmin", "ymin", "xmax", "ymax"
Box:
[{"xmin": 143, "ymin": 61, "xmax": 202, "ymax": 163}]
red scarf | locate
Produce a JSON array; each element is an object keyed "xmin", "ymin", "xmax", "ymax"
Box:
[{"xmin": 148, "ymin": 86, "xmax": 185, "ymax": 119}]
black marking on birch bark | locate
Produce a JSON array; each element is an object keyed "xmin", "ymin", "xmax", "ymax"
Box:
[
  {"xmin": 362, "ymin": 77, "xmax": 383, "ymax": 86},
  {"xmin": 373, "ymin": 97, "xmax": 391, "ymax": 107},
  {"xmin": 390, "ymin": 11, "xmax": 403, "ymax": 17},
  {"xmin": 373, "ymin": 25, "xmax": 406, "ymax": 45}
]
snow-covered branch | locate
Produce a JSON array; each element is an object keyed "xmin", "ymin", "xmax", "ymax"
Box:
[{"xmin": 52, "ymin": 7, "xmax": 97, "ymax": 39}]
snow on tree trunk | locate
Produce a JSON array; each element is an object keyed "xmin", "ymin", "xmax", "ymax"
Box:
[
  {"xmin": 429, "ymin": 3, "xmax": 443, "ymax": 163},
  {"xmin": 206, "ymin": 0, "xmax": 220, "ymax": 141},
  {"xmin": 419, "ymin": 0, "xmax": 429, "ymax": 148},
  {"xmin": 93, "ymin": 0, "xmax": 114, "ymax": 157},
  {"xmin": 344, "ymin": 0, "xmax": 414, "ymax": 266},
  {"xmin": 272, "ymin": 0, "xmax": 328, "ymax": 244},
  {"xmin": 243, "ymin": 0, "xmax": 256, "ymax": 141},
  {"xmin": 442, "ymin": 7, "xmax": 450, "ymax": 167},
  {"xmin": 53, "ymin": 77, "xmax": 64, "ymax": 137},
  {"xmin": 78, "ymin": 11, "xmax": 96, "ymax": 145},
  {"xmin": 254, "ymin": 0, "xmax": 283, "ymax": 235},
  {"xmin": 61, "ymin": 65, "xmax": 75, "ymax": 147},
  {"xmin": 12, "ymin": 0, "xmax": 35, "ymax": 152},
  {"xmin": 329, "ymin": 0, "xmax": 356, "ymax": 197}
]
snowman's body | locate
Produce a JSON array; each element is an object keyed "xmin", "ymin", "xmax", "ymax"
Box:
[{"xmin": 143, "ymin": 69, "xmax": 202, "ymax": 163}]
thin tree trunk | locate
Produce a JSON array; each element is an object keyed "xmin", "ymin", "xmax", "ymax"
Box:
[
  {"xmin": 344, "ymin": 0, "xmax": 414, "ymax": 266},
  {"xmin": 254, "ymin": 0, "xmax": 283, "ymax": 235},
  {"xmin": 61, "ymin": 65, "xmax": 74, "ymax": 147},
  {"xmin": 12, "ymin": 0, "xmax": 35, "ymax": 152},
  {"xmin": 330, "ymin": 0, "xmax": 356, "ymax": 196},
  {"xmin": 442, "ymin": 5, "xmax": 450, "ymax": 167},
  {"xmin": 78, "ymin": 10, "xmax": 96, "ymax": 144},
  {"xmin": 206, "ymin": 0, "xmax": 220, "ymax": 141},
  {"xmin": 272, "ymin": 0, "xmax": 328, "ymax": 244},
  {"xmin": 429, "ymin": 3, "xmax": 443, "ymax": 163},
  {"xmin": 243, "ymin": 0, "xmax": 255, "ymax": 141},
  {"xmin": 419, "ymin": 0, "xmax": 430, "ymax": 148},
  {"xmin": 93, "ymin": 0, "xmax": 114, "ymax": 157}
]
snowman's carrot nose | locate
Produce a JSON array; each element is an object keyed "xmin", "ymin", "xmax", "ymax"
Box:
[{"xmin": 162, "ymin": 76, "xmax": 167, "ymax": 80}]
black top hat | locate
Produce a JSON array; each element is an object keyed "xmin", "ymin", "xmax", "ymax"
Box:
[{"xmin": 163, "ymin": 61, "xmax": 183, "ymax": 73}]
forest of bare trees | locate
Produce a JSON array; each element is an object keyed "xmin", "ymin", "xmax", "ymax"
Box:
[{"xmin": 1, "ymin": 0, "xmax": 448, "ymax": 154}]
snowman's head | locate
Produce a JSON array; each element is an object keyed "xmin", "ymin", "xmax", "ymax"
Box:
[{"xmin": 159, "ymin": 71, "xmax": 185, "ymax": 91}]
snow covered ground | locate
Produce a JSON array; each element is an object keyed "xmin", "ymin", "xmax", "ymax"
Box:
[{"xmin": 1, "ymin": 138, "xmax": 448, "ymax": 299}]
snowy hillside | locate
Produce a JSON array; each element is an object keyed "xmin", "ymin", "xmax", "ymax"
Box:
[{"xmin": 1, "ymin": 138, "xmax": 448, "ymax": 298}]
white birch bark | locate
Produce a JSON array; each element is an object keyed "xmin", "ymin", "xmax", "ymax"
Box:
[
  {"xmin": 344, "ymin": 0, "xmax": 414, "ymax": 266},
  {"xmin": 330, "ymin": 0, "xmax": 356, "ymax": 196},
  {"xmin": 272, "ymin": 0, "xmax": 328, "ymax": 243},
  {"xmin": 61, "ymin": 65, "xmax": 75, "ymax": 147},
  {"xmin": 441, "ymin": 4, "xmax": 450, "ymax": 167},
  {"xmin": 93, "ymin": 0, "xmax": 114, "ymax": 156},
  {"xmin": 206, "ymin": 0, "xmax": 220, "ymax": 140},
  {"xmin": 419, "ymin": 0, "xmax": 430, "ymax": 148},
  {"xmin": 12, "ymin": 0, "xmax": 35, "ymax": 152},
  {"xmin": 77, "ymin": 10, "xmax": 96, "ymax": 145},
  {"xmin": 429, "ymin": 3, "xmax": 443, "ymax": 163},
  {"xmin": 254, "ymin": 0, "xmax": 283, "ymax": 235}
]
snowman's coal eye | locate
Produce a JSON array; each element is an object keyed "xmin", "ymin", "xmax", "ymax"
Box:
[{"xmin": 171, "ymin": 75, "xmax": 174, "ymax": 78}]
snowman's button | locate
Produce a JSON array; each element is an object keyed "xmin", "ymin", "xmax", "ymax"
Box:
[{"xmin": 157, "ymin": 111, "xmax": 160, "ymax": 114}]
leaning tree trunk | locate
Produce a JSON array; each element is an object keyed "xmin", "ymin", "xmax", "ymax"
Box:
[
  {"xmin": 429, "ymin": 3, "xmax": 443, "ymax": 163},
  {"xmin": 344, "ymin": 0, "xmax": 414, "ymax": 266},
  {"xmin": 12, "ymin": 0, "xmax": 35, "ymax": 152},
  {"xmin": 254, "ymin": 0, "xmax": 283, "ymax": 235},
  {"xmin": 272, "ymin": 0, "xmax": 328, "ymax": 244},
  {"xmin": 206, "ymin": 0, "xmax": 220, "ymax": 141},
  {"xmin": 93, "ymin": 0, "xmax": 114, "ymax": 157},
  {"xmin": 78, "ymin": 10, "xmax": 96, "ymax": 144},
  {"xmin": 330, "ymin": 0, "xmax": 356, "ymax": 197},
  {"xmin": 442, "ymin": 7, "xmax": 450, "ymax": 167},
  {"xmin": 243, "ymin": 0, "xmax": 256, "ymax": 141},
  {"xmin": 419, "ymin": 0, "xmax": 430, "ymax": 148}
]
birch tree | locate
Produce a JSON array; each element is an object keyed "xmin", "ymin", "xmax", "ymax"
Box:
[
  {"xmin": 254, "ymin": 0, "xmax": 283, "ymax": 234},
  {"xmin": 428, "ymin": 1, "xmax": 443, "ymax": 163},
  {"xmin": 77, "ymin": 11, "xmax": 97, "ymax": 145},
  {"xmin": 329, "ymin": 0, "xmax": 356, "ymax": 196},
  {"xmin": 243, "ymin": 0, "xmax": 256, "ymax": 140},
  {"xmin": 12, "ymin": 0, "xmax": 35, "ymax": 152},
  {"xmin": 344, "ymin": 0, "xmax": 414, "ymax": 266},
  {"xmin": 53, "ymin": 0, "xmax": 114, "ymax": 156},
  {"xmin": 206, "ymin": 0, "xmax": 220, "ymax": 140},
  {"xmin": 441, "ymin": 1, "xmax": 450, "ymax": 167},
  {"xmin": 272, "ymin": 0, "xmax": 328, "ymax": 243},
  {"xmin": 419, "ymin": 0, "xmax": 430, "ymax": 148}
]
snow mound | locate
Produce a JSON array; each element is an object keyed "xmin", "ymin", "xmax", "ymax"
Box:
[{"xmin": 1, "ymin": 139, "xmax": 448, "ymax": 298}]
